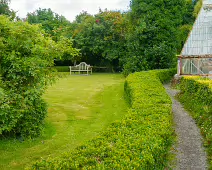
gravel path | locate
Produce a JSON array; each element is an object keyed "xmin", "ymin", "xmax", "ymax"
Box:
[{"xmin": 164, "ymin": 84, "xmax": 208, "ymax": 170}]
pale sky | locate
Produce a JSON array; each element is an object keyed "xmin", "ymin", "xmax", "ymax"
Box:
[{"xmin": 10, "ymin": 0, "xmax": 131, "ymax": 22}]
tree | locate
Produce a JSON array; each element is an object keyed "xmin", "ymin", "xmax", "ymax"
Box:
[
  {"xmin": 0, "ymin": 15, "xmax": 79, "ymax": 138},
  {"xmin": 0, "ymin": 0, "xmax": 15, "ymax": 19},
  {"xmin": 71, "ymin": 10, "xmax": 128, "ymax": 71},
  {"xmin": 56, "ymin": 36, "xmax": 80, "ymax": 63},
  {"xmin": 27, "ymin": 8, "xmax": 70, "ymax": 40},
  {"xmin": 94, "ymin": 10, "xmax": 127, "ymax": 62},
  {"xmin": 0, "ymin": 0, "xmax": 10, "ymax": 14},
  {"xmin": 123, "ymin": 0, "xmax": 194, "ymax": 75}
]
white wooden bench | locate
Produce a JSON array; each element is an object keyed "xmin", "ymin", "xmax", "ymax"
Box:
[{"xmin": 69, "ymin": 62, "xmax": 92, "ymax": 75}]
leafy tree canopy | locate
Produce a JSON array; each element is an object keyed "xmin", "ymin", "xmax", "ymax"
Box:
[
  {"xmin": 27, "ymin": 8, "xmax": 70, "ymax": 40},
  {"xmin": 0, "ymin": 0, "xmax": 16, "ymax": 19},
  {"xmin": 69, "ymin": 10, "xmax": 128, "ymax": 70},
  {"xmin": 121, "ymin": 0, "xmax": 197, "ymax": 75},
  {"xmin": 16, "ymin": 1, "xmax": 200, "ymax": 74}
]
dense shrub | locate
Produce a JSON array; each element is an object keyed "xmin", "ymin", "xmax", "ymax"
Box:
[
  {"xmin": 178, "ymin": 76, "xmax": 212, "ymax": 168},
  {"xmin": 30, "ymin": 69, "xmax": 175, "ymax": 169},
  {"xmin": 0, "ymin": 15, "xmax": 79, "ymax": 138},
  {"xmin": 0, "ymin": 16, "xmax": 55, "ymax": 138}
]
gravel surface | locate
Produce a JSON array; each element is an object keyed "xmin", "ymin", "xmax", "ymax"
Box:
[{"xmin": 164, "ymin": 84, "xmax": 208, "ymax": 170}]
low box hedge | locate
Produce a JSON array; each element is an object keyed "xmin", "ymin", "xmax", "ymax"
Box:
[
  {"xmin": 30, "ymin": 69, "xmax": 176, "ymax": 170},
  {"xmin": 178, "ymin": 76, "xmax": 212, "ymax": 168}
]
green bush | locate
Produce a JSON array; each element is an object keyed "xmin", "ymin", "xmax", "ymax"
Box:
[
  {"xmin": 178, "ymin": 76, "xmax": 212, "ymax": 168},
  {"xmin": 30, "ymin": 69, "xmax": 175, "ymax": 169},
  {"xmin": 0, "ymin": 16, "xmax": 78, "ymax": 138},
  {"xmin": 0, "ymin": 16, "xmax": 55, "ymax": 138}
]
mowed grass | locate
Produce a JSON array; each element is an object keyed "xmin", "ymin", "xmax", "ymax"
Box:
[{"xmin": 0, "ymin": 73, "xmax": 127, "ymax": 170}]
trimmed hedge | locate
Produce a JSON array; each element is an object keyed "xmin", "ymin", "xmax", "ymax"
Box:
[
  {"xmin": 178, "ymin": 76, "xmax": 212, "ymax": 168},
  {"xmin": 54, "ymin": 66, "xmax": 70, "ymax": 72},
  {"xmin": 155, "ymin": 68, "xmax": 176, "ymax": 84},
  {"xmin": 30, "ymin": 69, "xmax": 176, "ymax": 170}
]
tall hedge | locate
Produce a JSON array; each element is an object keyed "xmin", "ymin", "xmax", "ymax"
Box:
[
  {"xmin": 30, "ymin": 69, "xmax": 175, "ymax": 169},
  {"xmin": 178, "ymin": 76, "xmax": 212, "ymax": 168}
]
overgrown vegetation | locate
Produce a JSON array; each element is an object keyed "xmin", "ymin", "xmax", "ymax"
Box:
[
  {"xmin": 178, "ymin": 76, "xmax": 212, "ymax": 169},
  {"xmin": 30, "ymin": 69, "xmax": 175, "ymax": 169}
]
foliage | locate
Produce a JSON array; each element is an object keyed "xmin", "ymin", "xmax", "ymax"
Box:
[
  {"xmin": 122, "ymin": 55, "xmax": 148, "ymax": 77},
  {"xmin": 24, "ymin": 2, "xmax": 197, "ymax": 74},
  {"xmin": 0, "ymin": 77, "xmax": 3, "ymax": 100},
  {"xmin": 0, "ymin": 0, "xmax": 15, "ymax": 19},
  {"xmin": 27, "ymin": 8, "xmax": 70, "ymax": 40},
  {"xmin": 176, "ymin": 0, "xmax": 202, "ymax": 52},
  {"xmin": 178, "ymin": 24, "xmax": 193, "ymax": 53},
  {"xmin": 0, "ymin": 0, "xmax": 9, "ymax": 14},
  {"xmin": 94, "ymin": 10, "xmax": 127, "ymax": 62},
  {"xmin": 30, "ymin": 69, "xmax": 175, "ymax": 169},
  {"xmin": 56, "ymin": 36, "xmax": 80, "ymax": 61},
  {"xmin": 193, "ymin": 0, "xmax": 203, "ymax": 17},
  {"xmin": 178, "ymin": 76, "xmax": 212, "ymax": 168},
  {"xmin": 154, "ymin": 68, "xmax": 177, "ymax": 84},
  {"xmin": 0, "ymin": 15, "xmax": 78, "ymax": 138},
  {"xmin": 122, "ymin": 0, "xmax": 196, "ymax": 75},
  {"xmin": 70, "ymin": 10, "xmax": 128, "ymax": 70}
]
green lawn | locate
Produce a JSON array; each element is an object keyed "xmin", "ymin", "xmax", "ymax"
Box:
[{"xmin": 0, "ymin": 73, "xmax": 128, "ymax": 170}]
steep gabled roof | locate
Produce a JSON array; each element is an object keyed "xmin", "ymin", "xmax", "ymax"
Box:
[{"xmin": 181, "ymin": 0, "xmax": 212, "ymax": 56}]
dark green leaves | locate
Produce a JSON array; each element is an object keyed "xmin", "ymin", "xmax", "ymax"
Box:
[
  {"xmin": 123, "ymin": 0, "xmax": 197, "ymax": 75},
  {"xmin": 0, "ymin": 15, "xmax": 79, "ymax": 138}
]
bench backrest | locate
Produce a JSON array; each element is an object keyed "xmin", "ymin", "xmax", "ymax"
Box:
[{"xmin": 75, "ymin": 62, "xmax": 90, "ymax": 70}]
